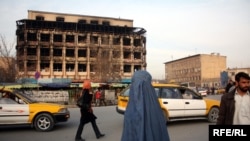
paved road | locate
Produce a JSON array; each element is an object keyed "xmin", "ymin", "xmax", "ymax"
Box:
[{"xmin": 0, "ymin": 95, "xmax": 222, "ymax": 141}]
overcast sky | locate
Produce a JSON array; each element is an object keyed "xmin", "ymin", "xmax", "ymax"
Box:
[{"xmin": 1, "ymin": 0, "xmax": 249, "ymax": 79}]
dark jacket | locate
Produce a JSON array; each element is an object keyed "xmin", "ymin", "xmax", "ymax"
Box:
[
  {"xmin": 216, "ymin": 89, "xmax": 236, "ymax": 125},
  {"xmin": 80, "ymin": 89, "xmax": 97, "ymax": 124}
]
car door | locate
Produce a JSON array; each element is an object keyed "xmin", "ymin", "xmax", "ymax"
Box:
[
  {"xmin": 180, "ymin": 88, "xmax": 206, "ymax": 116},
  {"xmin": 0, "ymin": 93, "xmax": 29, "ymax": 124},
  {"xmin": 159, "ymin": 87, "xmax": 185, "ymax": 117}
]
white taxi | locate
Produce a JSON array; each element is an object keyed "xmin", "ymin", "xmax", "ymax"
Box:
[
  {"xmin": 0, "ymin": 87, "xmax": 70, "ymax": 131},
  {"xmin": 116, "ymin": 83, "xmax": 220, "ymax": 123}
]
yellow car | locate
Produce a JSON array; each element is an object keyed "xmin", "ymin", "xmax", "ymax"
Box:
[
  {"xmin": 116, "ymin": 83, "xmax": 220, "ymax": 123},
  {"xmin": 0, "ymin": 87, "xmax": 70, "ymax": 131}
]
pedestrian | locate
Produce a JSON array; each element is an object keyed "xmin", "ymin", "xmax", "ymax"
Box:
[
  {"xmin": 225, "ymin": 79, "xmax": 234, "ymax": 93},
  {"xmin": 99, "ymin": 89, "xmax": 106, "ymax": 106},
  {"xmin": 217, "ymin": 72, "xmax": 250, "ymax": 125},
  {"xmin": 75, "ymin": 81, "xmax": 105, "ymax": 141},
  {"xmin": 95, "ymin": 88, "xmax": 101, "ymax": 106},
  {"xmin": 121, "ymin": 70, "xmax": 170, "ymax": 141}
]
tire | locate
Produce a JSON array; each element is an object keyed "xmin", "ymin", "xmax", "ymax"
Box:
[
  {"xmin": 207, "ymin": 107, "xmax": 219, "ymax": 123},
  {"xmin": 34, "ymin": 113, "xmax": 55, "ymax": 132}
]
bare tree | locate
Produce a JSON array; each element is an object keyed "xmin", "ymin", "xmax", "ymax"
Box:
[
  {"xmin": 91, "ymin": 47, "xmax": 121, "ymax": 83},
  {"xmin": 0, "ymin": 35, "xmax": 16, "ymax": 83}
]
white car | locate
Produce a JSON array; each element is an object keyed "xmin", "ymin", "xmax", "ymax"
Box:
[
  {"xmin": 197, "ymin": 88, "xmax": 208, "ymax": 96},
  {"xmin": 117, "ymin": 83, "xmax": 220, "ymax": 123}
]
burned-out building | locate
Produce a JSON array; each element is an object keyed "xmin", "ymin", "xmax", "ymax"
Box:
[{"xmin": 16, "ymin": 10, "xmax": 147, "ymax": 83}]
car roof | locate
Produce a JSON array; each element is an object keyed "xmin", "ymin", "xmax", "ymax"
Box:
[{"xmin": 152, "ymin": 83, "xmax": 181, "ymax": 87}]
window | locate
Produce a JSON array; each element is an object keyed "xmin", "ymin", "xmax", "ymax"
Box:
[
  {"xmin": 90, "ymin": 20, "xmax": 98, "ymax": 24},
  {"xmin": 102, "ymin": 21, "xmax": 110, "ymax": 26},
  {"xmin": 78, "ymin": 19, "xmax": 86, "ymax": 24},
  {"xmin": 36, "ymin": 16, "xmax": 44, "ymax": 21},
  {"xmin": 56, "ymin": 17, "xmax": 64, "ymax": 22}
]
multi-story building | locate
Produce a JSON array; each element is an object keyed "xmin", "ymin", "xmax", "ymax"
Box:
[
  {"xmin": 164, "ymin": 53, "xmax": 226, "ymax": 88},
  {"xmin": 16, "ymin": 10, "xmax": 147, "ymax": 83}
]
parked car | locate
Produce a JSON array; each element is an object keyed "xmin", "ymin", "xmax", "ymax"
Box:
[
  {"xmin": 0, "ymin": 87, "xmax": 70, "ymax": 131},
  {"xmin": 116, "ymin": 83, "xmax": 220, "ymax": 123},
  {"xmin": 197, "ymin": 87, "xmax": 208, "ymax": 96}
]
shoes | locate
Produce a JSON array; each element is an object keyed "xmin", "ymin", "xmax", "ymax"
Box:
[
  {"xmin": 97, "ymin": 134, "xmax": 105, "ymax": 139},
  {"xmin": 75, "ymin": 138, "xmax": 85, "ymax": 141}
]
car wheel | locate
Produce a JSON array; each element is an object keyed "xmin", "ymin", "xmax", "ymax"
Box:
[
  {"xmin": 34, "ymin": 113, "xmax": 55, "ymax": 132},
  {"xmin": 207, "ymin": 107, "xmax": 219, "ymax": 123}
]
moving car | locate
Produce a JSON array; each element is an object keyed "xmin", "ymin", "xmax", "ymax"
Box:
[
  {"xmin": 116, "ymin": 83, "xmax": 220, "ymax": 123},
  {"xmin": 0, "ymin": 87, "xmax": 70, "ymax": 131}
]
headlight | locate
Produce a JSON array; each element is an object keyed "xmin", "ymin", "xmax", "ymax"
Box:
[{"xmin": 58, "ymin": 108, "xmax": 69, "ymax": 113}]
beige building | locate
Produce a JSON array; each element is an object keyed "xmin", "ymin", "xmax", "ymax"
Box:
[
  {"xmin": 164, "ymin": 53, "xmax": 226, "ymax": 88},
  {"xmin": 16, "ymin": 10, "xmax": 147, "ymax": 83},
  {"xmin": 227, "ymin": 68, "xmax": 250, "ymax": 81}
]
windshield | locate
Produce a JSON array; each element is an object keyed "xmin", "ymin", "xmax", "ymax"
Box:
[{"xmin": 13, "ymin": 90, "xmax": 37, "ymax": 103}]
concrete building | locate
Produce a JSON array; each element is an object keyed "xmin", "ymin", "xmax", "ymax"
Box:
[
  {"xmin": 16, "ymin": 10, "xmax": 147, "ymax": 83},
  {"xmin": 164, "ymin": 53, "xmax": 226, "ymax": 88},
  {"xmin": 226, "ymin": 68, "xmax": 250, "ymax": 81}
]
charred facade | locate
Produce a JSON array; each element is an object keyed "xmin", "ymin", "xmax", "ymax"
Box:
[{"xmin": 16, "ymin": 10, "xmax": 147, "ymax": 82}]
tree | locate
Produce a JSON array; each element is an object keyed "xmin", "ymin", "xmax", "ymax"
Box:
[
  {"xmin": 90, "ymin": 46, "xmax": 121, "ymax": 83},
  {"xmin": 0, "ymin": 35, "xmax": 16, "ymax": 83}
]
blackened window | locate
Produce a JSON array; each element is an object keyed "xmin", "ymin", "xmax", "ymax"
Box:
[
  {"xmin": 36, "ymin": 16, "xmax": 44, "ymax": 21},
  {"xmin": 56, "ymin": 17, "xmax": 64, "ymax": 22}
]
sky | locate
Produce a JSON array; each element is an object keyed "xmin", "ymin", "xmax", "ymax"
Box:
[{"xmin": 0, "ymin": 0, "xmax": 249, "ymax": 79}]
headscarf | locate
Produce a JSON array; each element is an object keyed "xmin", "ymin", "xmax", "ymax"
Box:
[{"xmin": 121, "ymin": 70, "xmax": 170, "ymax": 141}]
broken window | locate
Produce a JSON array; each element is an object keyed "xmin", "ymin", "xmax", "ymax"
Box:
[
  {"xmin": 123, "ymin": 51, "xmax": 131, "ymax": 59},
  {"xmin": 90, "ymin": 36, "xmax": 98, "ymax": 44},
  {"xmin": 134, "ymin": 65, "xmax": 141, "ymax": 71},
  {"xmin": 56, "ymin": 17, "xmax": 64, "ymax": 22},
  {"xmin": 18, "ymin": 33, "xmax": 25, "ymax": 41},
  {"xmin": 78, "ymin": 35, "xmax": 87, "ymax": 43},
  {"xmin": 78, "ymin": 49, "xmax": 87, "ymax": 57},
  {"xmin": 18, "ymin": 61, "xmax": 24, "ymax": 71},
  {"xmin": 41, "ymin": 48, "xmax": 50, "ymax": 56},
  {"xmin": 113, "ymin": 37, "xmax": 120, "ymax": 45},
  {"xmin": 53, "ymin": 34, "xmax": 62, "ymax": 42},
  {"xmin": 134, "ymin": 39, "xmax": 141, "ymax": 47},
  {"xmin": 90, "ymin": 50, "xmax": 97, "ymax": 58},
  {"xmin": 66, "ymin": 49, "xmax": 75, "ymax": 57},
  {"xmin": 78, "ymin": 64, "xmax": 86, "ymax": 72},
  {"xmin": 40, "ymin": 62, "xmax": 50, "ymax": 72},
  {"xmin": 123, "ymin": 37, "xmax": 130, "ymax": 46},
  {"xmin": 53, "ymin": 63, "xmax": 62, "ymax": 71},
  {"xmin": 27, "ymin": 60, "xmax": 36, "ymax": 71},
  {"xmin": 40, "ymin": 33, "xmax": 50, "ymax": 42},
  {"xmin": 78, "ymin": 19, "xmax": 86, "ymax": 24},
  {"xmin": 124, "ymin": 65, "xmax": 131, "ymax": 72},
  {"xmin": 101, "ymin": 36, "xmax": 109, "ymax": 45},
  {"xmin": 90, "ymin": 64, "xmax": 95, "ymax": 72},
  {"xmin": 66, "ymin": 35, "xmax": 74, "ymax": 43},
  {"xmin": 66, "ymin": 63, "xmax": 74, "ymax": 72},
  {"xmin": 134, "ymin": 52, "xmax": 141, "ymax": 59},
  {"xmin": 102, "ymin": 21, "xmax": 110, "ymax": 26},
  {"xmin": 27, "ymin": 47, "xmax": 36, "ymax": 55},
  {"xmin": 113, "ymin": 51, "xmax": 120, "ymax": 58},
  {"xmin": 53, "ymin": 49, "xmax": 62, "ymax": 56},
  {"xmin": 90, "ymin": 20, "xmax": 98, "ymax": 25},
  {"xmin": 36, "ymin": 16, "xmax": 44, "ymax": 21},
  {"xmin": 27, "ymin": 32, "xmax": 37, "ymax": 41}
]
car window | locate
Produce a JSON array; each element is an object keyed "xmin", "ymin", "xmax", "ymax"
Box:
[
  {"xmin": 160, "ymin": 87, "xmax": 182, "ymax": 99},
  {"xmin": 0, "ymin": 98, "xmax": 18, "ymax": 104},
  {"xmin": 154, "ymin": 88, "xmax": 160, "ymax": 97},
  {"xmin": 123, "ymin": 88, "xmax": 130, "ymax": 96}
]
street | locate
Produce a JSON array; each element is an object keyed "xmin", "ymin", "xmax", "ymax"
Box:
[{"xmin": 0, "ymin": 95, "xmax": 221, "ymax": 141}]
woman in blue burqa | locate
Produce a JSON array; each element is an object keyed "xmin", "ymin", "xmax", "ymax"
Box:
[{"xmin": 121, "ymin": 70, "xmax": 170, "ymax": 141}]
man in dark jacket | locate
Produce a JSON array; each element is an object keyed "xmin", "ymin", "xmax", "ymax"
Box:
[{"xmin": 217, "ymin": 72, "xmax": 250, "ymax": 125}]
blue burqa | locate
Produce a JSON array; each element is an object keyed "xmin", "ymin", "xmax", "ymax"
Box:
[{"xmin": 121, "ymin": 70, "xmax": 170, "ymax": 141}]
